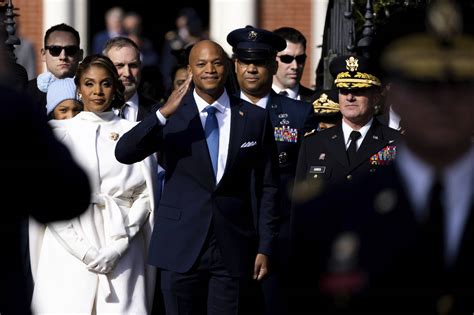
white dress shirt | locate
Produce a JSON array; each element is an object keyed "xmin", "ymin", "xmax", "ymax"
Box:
[
  {"xmin": 396, "ymin": 145, "xmax": 473, "ymax": 265},
  {"xmin": 272, "ymin": 84, "xmax": 300, "ymax": 100},
  {"xmin": 156, "ymin": 89, "xmax": 231, "ymax": 184},
  {"xmin": 113, "ymin": 92, "xmax": 139, "ymax": 122},
  {"xmin": 240, "ymin": 91, "xmax": 270, "ymax": 109},
  {"xmin": 342, "ymin": 118, "xmax": 373, "ymax": 150}
]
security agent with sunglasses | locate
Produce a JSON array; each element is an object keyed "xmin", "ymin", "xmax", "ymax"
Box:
[
  {"xmin": 293, "ymin": 54, "xmax": 400, "ymax": 193},
  {"xmin": 27, "ymin": 23, "xmax": 83, "ymax": 113},
  {"xmin": 272, "ymin": 27, "xmax": 314, "ymax": 103},
  {"xmin": 227, "ymin": 25, "xmax": 317, "ymax": 315}
]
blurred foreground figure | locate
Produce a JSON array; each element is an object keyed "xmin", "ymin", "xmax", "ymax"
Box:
[
  {"xmin": 0, "ymin": 41, "xmax": 90, "ymax": 315},
  {"xmin": 290, "ymin": 1, "xmax": 474, "ymax": 313}
]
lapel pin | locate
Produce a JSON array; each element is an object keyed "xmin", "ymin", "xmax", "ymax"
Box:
[
  {"xmin": 239, "ymin": 110, "xmax": 244, "ymax": 116},
  {"xmin": 319, "ymin": 153, "xmax": 326, "ymax": 160},
  {"xmin": 109, "ymin": 132, "xmax": 119, "ymax": 141},
  {"xmin": 372, "ymin": 135, "xmax": 379, "ymax": 140},
  {"xmin": 331, "ymin": 134, "xmax": 338, "ymax": 139}
]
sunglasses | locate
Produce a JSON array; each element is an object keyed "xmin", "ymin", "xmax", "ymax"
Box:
[
  {"xmin": 45, "ymin": 45, "xmax": 80, "ymax": 57},
  {"xmin": 277, "ymin": 54, "xmax": 307, "ymax": 64}
]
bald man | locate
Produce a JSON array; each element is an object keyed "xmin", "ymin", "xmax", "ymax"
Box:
[{"xmin": 115, "ymin": 40, "xmax": 280, "ymax": 314}]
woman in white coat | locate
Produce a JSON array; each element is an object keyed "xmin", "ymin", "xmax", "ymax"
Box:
[{"xmin": 32, "ymin": 54, "xmax": 157, "ymax": 314}]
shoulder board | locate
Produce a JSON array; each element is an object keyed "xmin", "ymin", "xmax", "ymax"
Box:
[{"xmin": 304, "ymin": 129, "xmax": 316, "ymax": 137}]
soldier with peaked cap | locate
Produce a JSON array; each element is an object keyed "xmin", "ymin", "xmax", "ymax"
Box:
[
  {"xmin": 291, "ymin": 0, "xmax": 474, "ymax": 313},
  {"xmin": 293, "ymin": 54, "xmax": 400, "ymax": 194},
  {"xmin": 227, "ymin": 26, "xmax": 317, "ymax": 315}
]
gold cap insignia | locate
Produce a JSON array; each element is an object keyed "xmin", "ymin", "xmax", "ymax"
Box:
[
  {"xmin": 313, "ymin": 93, "xmax": 340, "ymax": 115},
  {"xmin": 345, "ymin": 56, "xmax": 359, "ymax": 72},
  {"xmin": 248, "ymin": 30, "xmax": 258, "ymax": 41}
]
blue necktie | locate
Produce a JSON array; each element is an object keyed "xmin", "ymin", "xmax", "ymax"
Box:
[{"xmin": 204, "ymin": 106, "xmax": 219, "ymax": 178}]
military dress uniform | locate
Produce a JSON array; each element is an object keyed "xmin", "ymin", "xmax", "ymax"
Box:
[
  {"xmin": 295, "ymin": 118, "xmax": 400, "ymax": 191},
  {"xmin": 293, "ymin": 55, "xmax": 400, "ymax": 195},
  {"xmin": 291, "ymin": 1, "xmax": 474, "ymax": 314},
  {"xmin": 228, "ymin": 26, "xmax": 317, "ymax": 315}
]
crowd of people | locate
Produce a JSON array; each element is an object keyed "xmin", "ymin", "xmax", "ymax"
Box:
[{"xmin": 1, "ymin": 0, "xmax": 473, "ymax": 314}]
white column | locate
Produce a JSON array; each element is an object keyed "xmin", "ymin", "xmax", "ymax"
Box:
[
  {"xmin": 209, "ymin": 0, "xmax": 257, "ymax": 57},
  {"xmin": 43, "ymin": 0, "xmax": 74, "ymax": 34},
  {"xmin": 42, "ymin": 0, "xmax": 89, "ymax": 70},
  {"xmin": 73, "ymin": 0, "xmax": 89, "ymax": 55},
  {"xmin": 312, "ymin": 0, "xmax": 330, "ymax": 88}
]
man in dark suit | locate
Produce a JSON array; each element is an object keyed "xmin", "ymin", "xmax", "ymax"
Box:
[
  {"xmin": 294, "ymin": 54, "xmax": 400, "ymax": 195},
  {"xmin": 0, "ymin": 85, "xmax": 90, "ymax": 315},
  {"xmin": 26, "ymin": 23, "xmax": 84, "ymax": 112},
  {"xmin": 103, "ymin": 36, "xmax": 161, "ymax": 121},
  {"xmin": 291, "ymin": 1, "xmax": 474, "ymax": 313},
  {"xmin": 227, "ymin": 26, "xmax": 317, "ymax": 315},
  {"xmin": 272, "ymin": 27, "xmax": 314, "ymax": 103},
  {"xmin": 115, "ymin": 39, "xmax": 280, "ymax": 314}
]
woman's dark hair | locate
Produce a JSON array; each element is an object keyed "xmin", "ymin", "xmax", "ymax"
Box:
[{"xmin": 74, "ymin": 54, "xmax": 125, "ymax": 110}]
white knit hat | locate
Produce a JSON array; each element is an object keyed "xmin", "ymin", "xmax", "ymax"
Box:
[{"xmin": 45, "ymin": 78, "xmax": 78, "ymax": 115}]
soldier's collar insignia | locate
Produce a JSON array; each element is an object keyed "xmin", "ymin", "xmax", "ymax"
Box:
[
  {"xmin": 345, "ymin": 56, "xmax": 359, "ymax": 72},
  {"xmin": 248, "ymin": 30, "xmax": 258, "ymax": 41}
]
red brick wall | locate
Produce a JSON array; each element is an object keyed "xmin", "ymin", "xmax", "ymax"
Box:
[
  {"xmin": 13, "ymin": 0, "xmax": 43, "ymax": 76},
  {"xmin": 259, "ymin": 0, "xmax": 314, "ymax": 89}
]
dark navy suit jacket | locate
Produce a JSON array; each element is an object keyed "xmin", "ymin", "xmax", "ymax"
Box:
[
  {"xmin": 115, "ymin": 91, "xmax": 280, "ymax": 277},
  {"xmin": 266, "ymin": 90, "xmax": 317, "ymax": 247}
]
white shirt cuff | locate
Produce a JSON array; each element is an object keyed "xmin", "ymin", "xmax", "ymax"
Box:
[{"xmin": 156, "ymin": 109, "xmax": 167, "ymax": 125}]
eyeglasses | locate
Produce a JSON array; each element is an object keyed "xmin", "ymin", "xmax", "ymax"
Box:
[
  {"xmin": 45, "ymin": 45, "xmax": 80, "ymax": 57},
  {"xmin": 277, "ymin": 54, "xmax": 307, "ymax": 64}
]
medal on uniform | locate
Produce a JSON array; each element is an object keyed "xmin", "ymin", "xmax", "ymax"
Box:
[
  {"xmin": 274, "ymin": 126, "xmax": 298, "ymax": 143},
  {"xmin": 370, "ymin": 145, "xmax": 397, "ymax": 165}
]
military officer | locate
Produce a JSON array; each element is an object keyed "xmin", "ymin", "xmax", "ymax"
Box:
[
  {"xmin": 227, "ymin": 26, "xmax": 317, "ymax": 315},
  {"xmin": 291, "ymin": 0, "xmax": 474, "ymax": 313},
  {"xmin": 293, "ymin": 54, "xmax": 401, "ymax": 197}
]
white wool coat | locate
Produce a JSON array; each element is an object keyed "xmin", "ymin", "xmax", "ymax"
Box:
[{"xmin": 31, "ymin": 111, "xmax": 157, "ymax": 315}]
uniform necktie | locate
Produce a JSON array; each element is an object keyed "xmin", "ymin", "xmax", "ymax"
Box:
[
  {"xmin": 204, "ymin": 106, "xmax": 219, "ymax": 178},
  {"xmin": 279, "ymin": 90, "xmax": 288, "ymax": 97},
  {"xmin": 347, "ymin": 130, "xmax": 361, "ymax": 166},
  {"xmin": 425, "ymin": 176, "xmax": 445, "ymax": 268}
]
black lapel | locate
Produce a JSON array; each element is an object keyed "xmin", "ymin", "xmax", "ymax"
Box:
[
  {"xmin": 218, "ymin": 96, "xmax": 247, "ymax": 186},
  {"xmin": 266, "ymin": 92, "xmax": 283, "ymax": 128},
  {"xmin": 324, "ymin": 123, "xmax": 350, "ymax": 168}
]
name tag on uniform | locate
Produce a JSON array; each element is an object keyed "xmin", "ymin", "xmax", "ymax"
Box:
[
  {"xmin": 274, "ymin": 126, "xmax": 298, "ymax": 143},
  {"xmin": 309, "ymin": 166, "xmax": 326, "ymax": 173}
]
